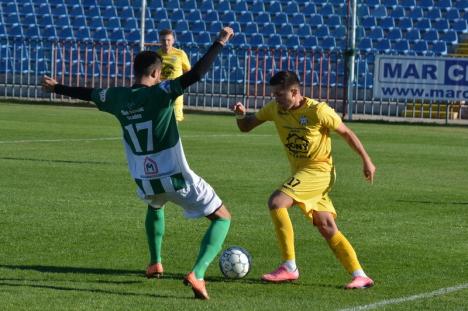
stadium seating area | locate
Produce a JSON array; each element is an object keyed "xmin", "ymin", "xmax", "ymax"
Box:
[{"xmin": 1, "ymin": 0, "xmax": 467, "ymax": 87}]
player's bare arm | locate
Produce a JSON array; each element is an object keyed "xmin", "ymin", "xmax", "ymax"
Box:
[
  {"xmin": 335, "ymin": 123, "xmax": 376, "ymax": 183},
  {"xmin": 231, "ymin": 102, "xmax": 265, "ymax": 132}
]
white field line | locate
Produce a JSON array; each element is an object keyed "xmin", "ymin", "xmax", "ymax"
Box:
[
  {"xmin": 0, "ymin": 134, "xmax": 273, "ymax": 144},
  {"xmin": 338, "ymin": 283, "xmax": 468, "ymax": 311}
]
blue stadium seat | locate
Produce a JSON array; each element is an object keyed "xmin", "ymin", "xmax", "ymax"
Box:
[
  {"xmin": 82, "ymin": 0, "xmax": 98, "ymax": 6},
  {"xmin": 146, "ymin": 29, "xmax": 158, "ymax": 42},
  {"xmin": 290, "ymin": 13, "xmax": 306, "ymax": 26},
  {"xmin": 199, "ymin": 0, "xmax": 214, "ymax": 11},
  {"xmin": 325, "ymin": 15, "xmax": 341, "ymax": 29},
  {"xmin": 419, "ymin": 0, "xmax": 434, "ymax": 8},
  {"xmin": 297, "ymin": 24, "xmax": 312, "ymax": 38},
  {"xmin": 269, "ymin": 1, "xmax": 283, "ymax": 13},
  {"xmin": 20, "ymin": 2, "xmax": 35, "ymax": 15},
  {"xmin": 101, "ymin": 6, "xmax": 118, "ymax": 18},
  {"xmin": 157, "ymin": 19, "xmax": 172, "ymax": 30},
  {"xmin": 58, "ymin": 26, "xmax": 74, "ymax": 40},
  {"xmin": 358, "ymin": 4, "xmax": 370, "ymax": 16},
  {"xmin": 123, "ymin": 17, "xmax": 138, "ymax": 31},
  {"xmin": 238, "ymin": 11, "xmax": 253, "ymax": 24},
  {"xmin": 125, "ymin": 29, "xmax": 140, "ymax": 42},
  {"xmin": 89, "ymin": 16, "xmax": 104, "ymax": 29},
  {"xmin": 426, "ymin": 7, "xmax": 441, "ymax": 19},
  {"xmin": 408, "ymin": 7, "xmax": 423, "ymax": 19},
  {"xmin": 433, "ymin": 18, "xmax": 450, "ymax": 32},
  {"xmin": 380, "ymin": 16, "xmax": 395, "ymax": 30},
  {"xmin": 440, "ymin": 30, "xmax": 458, "ymax": 44},
  {"xmin": 166, "ymin": 0, "xmax": 180, "ymax": 10},
  {"xmin": 445, "ymin": 8, "xmax": 460, "ymax": 20},
  {"xmin": 272, "ymin": 12, "xmax": 288, "ymax": 24},
  {"xmin": 250, "ymin": 33, "xmax": 265, "ymax": 47},
  {"xmin": 4, "ymin": 3, "xmax": 18, "ymax": 15},
  {"xmin": 361, "ymin": 16, "xmax": 376, "ymax": 29},
  {"xmin": 233, "ymin": 0, "xmax": 248, "ymax": 12},
  {"xmin": 175, "ymin": 20, "xmax": 189, "ymax": 33},
  {"xmin": 191, "ymin": 20, "xmax": 206, "ymax": 32},
  {"xmin": 438, "ymin": 0, "xmax": 452, "ymax": 6},
  {"xmin": 37, "ymin": 3, "xmax": 51, "ymax": 15},
  {"xmin": 217, "ymin": 0, "xmax": 231, "ymax": 11},
  {"xmin": 182, "ymin": 0, "xmax": 198, "ymax": 11},
  {"xmin": 208, "ymin": 21, "xmax": 223, "ymax": 34},
  {"xmin": 452, "ymin": 19, "xmax": 468, "ymax": 33},
  {"xmin": 243, "ymin": 22, "xmax": 258, "ymax": 35},
  {"xmin": 249, "ymin": 1, "xmax": 264, "ymax": 13},
  {"xmin": 177, "ymin": 31, "xmax": 194, "ymax": 45},
  {"xmin": 316, "ymin": 25, "xmax": 330, "ymax": 38},
  {"xmin": 195, "ymin": 31, "xmax": 212, "ymax": 47},
  {"xmin": 304, "ymin": 3, "xmax": 316, "ymax": 15},
  {"xmin": 229, "ymin": 21, "xmax": 242, "ymax": 33},
  {"xmin": 303, "ymin": 36, "xmax": 318, "ymax": 49},
  {"xmin": 48, "ymin": 0, "xmax": 65, "ymax": 5},
  {"xmin": 390, "ymin": 7, "xmax": 405, "ymax": 18},
  {"xmin": 432, "ymin": 41, "xmax": 447, "ymax": 54},
  {"xmin": 51, "ymin": 4, "xmax": 67, "ymax": 16},
  {"xmin": 85, "ymin": 5, "xmax": 101, "ymax": 18},
  {"xmin": 71, "ymin": 15, "xmax": 88, "ymax": 29},
  {"xmin": 406, "ymin": 29, "xmax": 421, "ymax": 41},
  {"xmin": 372, "ymin": 5, "xmax": 387, "ymax": 18},
  {"xmin": 382, "ymin": 0, "xmax": 398, "ymax": 8},
  {"xmin": 268, "ymin": 34, "xmax": 284, "ymax": 49},
  {"xmin": 220, "ymin": 11, "xmax": 236, "ymax": 24},
  {"xmin": 400, "ymin": 0, "xmax": 416, "ymax": 8},
  {"xmin": 260, "ymin": 23, "xmax": 275, "ymax": 35},
  {"xmin": 74, "ymin": 26, "xmax": 91, "ymax": 41},
  {"xmin": 332, "ymin": 25, "xmax": 346, "ymax": 40},
  {"xmin": 358, "ymin": 38, "xmax": 373, "ymax": 52},
  {"xmin": 69, "ymin": 4, "xmax": 85, "ymax": 16},
  {"xmin": 309, "ymin": 14, "xmax": 324, "ymax": 28},
  {"xmin": 38, "ymin": 15, "xmax": 54, "ymax": 27},
  {"xmin": 285, "ymin": 1, "xmax": 299, "ymax": 14},
  {"xmin": 256, "ymin": 12, "xmax": 271, "ymax": 24},
  {"xmin": 322, "ymin": 37, "xmax": 337, "ymax": 51},
  {"xmin": 375, "ymin": 38, "xmax": 391, "ymax": 53},
  {"xmin": 205, "ymin": 10, "xmax": 219, "ymax": 23},
  {"xmin": 285, "ymin": 34, "xmax": 300, "ymax": 49},
  {"xmin": 422, "ymin": 29, "xmax": 439, "ymax": 42},
  {"xmin": 413, "ymin": 39, "xmax": 429, "ymax": 54},
  {"xmin": 388, "ymin": 28, "xmax": 403, "ymax": 40},
  {"xmin": 120, "ymin": 6, "xmax": 135, "ymax": 19},
  {"xmin": 153, "ymin": 8, "xmax": 168, "ymax": 20},
  {"xmin": 41, "ymin": 25, "xmax": 57, "ymax": 40},
  {"xmin": 186, "ymin": 9, "xmax": 202, "ymax": 21},
  {"xmin": 171, "ymin": 8, "xmax": 185, "ymax": 21},
  {"xmin": 398, "ymin": 17, "xmax": 413, "ymax": 30},
  {"xmin": 115, "ymin": 0, "xmax": 131, "ymax": 7},
  {"xmin": 6, "ymin": 13, "xmax": 21, "ymax": 25},
  {"xmin": 230, "ymin": 33, "xmax": 248, "ymax": 48},
  {"xmin": 393, "ymin": 39, "xmax": 410, "ymax": 53},
  {"xmin": 319, "ymin": 3, "xmax": 335, "ymax": 15},
  {"xmin": 109, "ymin": 28, "xmax": 126, "ymax": 43},
  {"xmin": 368, "ymin": 27, "xmax": 384, "ymax": 40},
  {"xmin": 21, "ymin": 14, "xmax": 37, "ymax": 27},
  {"xmin": 25, "ymin": 25, "xmax": 41, "ymax": 40},
  {"xmin": 93, "ymin": 27, "xmax": 109, "ymax": 42},
  {"xmin": 277, "ymin": 24, "xmax": 293, "ymax": 36}
]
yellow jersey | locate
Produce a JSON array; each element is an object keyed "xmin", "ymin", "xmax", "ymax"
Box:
[
  {"xmin": 156, "ymin": 47, "xmax": 191, "ymax": 80},
  {"xmin": 255, "ymin": 97, "xmax": 342, "ymax": 173}
]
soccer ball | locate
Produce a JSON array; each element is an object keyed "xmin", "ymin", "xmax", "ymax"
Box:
[{"xmin": 219, "ymin": 246, "xmax": 252, "ymax": 279}]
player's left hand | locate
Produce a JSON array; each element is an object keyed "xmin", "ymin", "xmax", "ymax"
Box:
[
  {"xmin": 363, "ymin": 160, "xmax": 376, "ymax": 184},
  {"xmin": 41, "ymin": 75, "xmax": 58, "ymax": 92}
]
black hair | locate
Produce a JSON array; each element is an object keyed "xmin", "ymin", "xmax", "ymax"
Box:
[
  {"xmin": 269, "ymin": 71, "xmax": 301, "ymax": 89},
  {"xmin": 133, "ymin": 51, "xmax": 163, "ymax": 78},
  {"xmin": 159, "ymin": 28, "xmax": 174, "ymax": 37}
]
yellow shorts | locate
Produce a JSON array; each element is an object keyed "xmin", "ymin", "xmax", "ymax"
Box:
[
  {"xmin": 279, "ymin": 168, "xmax": 336, "ymax": 221},
  {"xmin": 174, "ymin": 96, "xmax": 184, "ymax": 122}
]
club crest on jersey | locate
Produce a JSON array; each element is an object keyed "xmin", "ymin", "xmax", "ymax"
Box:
[
  {"xmin": 159, "ymin": 80, "xmax": 171, "ymax": 94},
  {"xmin": 299, "ymin": 115, "xmax": 308, "ymax": 126},
  {"xmin": 144, "ymin": 157, "xmax": 158, "ymax": 176},
  {"xmin": 99, "ymin": 89, "xmax": 108, "ymax": 102}
]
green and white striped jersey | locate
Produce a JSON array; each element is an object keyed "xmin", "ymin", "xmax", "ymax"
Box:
[{"xmin": 91, "ymin": 78, "xmax": 198, "ymax": 196}]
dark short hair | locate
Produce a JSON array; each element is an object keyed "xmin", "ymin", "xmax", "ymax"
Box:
[
  {"xmin": 159, "ymin": 28, "xmax": 174, "ymax": 37},
  {"xmin": 133, "ymin": 51, "xmax": 162, "ymax": 77},
  {"xmin": 269, "ymin": 71, "xmax": 301, "ymax": 89}
]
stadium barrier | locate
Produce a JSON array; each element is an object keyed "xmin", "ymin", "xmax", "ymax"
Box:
[{"xmin": 0, "ymin": 39, "xmax": 466, "ymax": 124}]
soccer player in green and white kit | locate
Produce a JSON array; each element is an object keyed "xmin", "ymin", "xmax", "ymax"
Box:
[{"xmin": 41, "ymin": 27, "xmax": 235, "ymax": 300}]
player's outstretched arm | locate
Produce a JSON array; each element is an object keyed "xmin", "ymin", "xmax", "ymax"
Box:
[
  {"xmin": 231, "ymin": 102, "xmax": 264, "ymax": 132},
  {"xmin": 41, "ymin": 75, "xmax": 94, "ymax": 101},
  {"xmin": 335, "ymin": 123, "xmax": 376, "ymax": 184},
  {"xmin": 179, "ymin": 27, "xmax": 234, "ymax": 89}
]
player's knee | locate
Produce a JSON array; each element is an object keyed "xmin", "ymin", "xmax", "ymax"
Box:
[{"xmin": 267, "ymin": 191, "xmax": 291, "ymax": 210}]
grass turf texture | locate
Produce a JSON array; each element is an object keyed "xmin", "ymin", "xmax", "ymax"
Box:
[{"xmin": 0, "ymin": 102, "xmax": 467, "ymax": 310}]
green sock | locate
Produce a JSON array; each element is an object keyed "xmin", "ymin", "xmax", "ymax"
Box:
[
  {"xmin": 193, "ymin": 218, "xmax": 231, "ymax": 279},
  {"xmin": 145, "ymin": 206, "xmax": 165, "ymax": 264}
]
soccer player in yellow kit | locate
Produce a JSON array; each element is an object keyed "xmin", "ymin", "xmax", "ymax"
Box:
[
  {"xmin": 156, "ymin": 29, "xmax": 191, "ymax": 122},
  {"xmin": 232, "ymin": 71, "xmax": 376, "ymax": 289}
]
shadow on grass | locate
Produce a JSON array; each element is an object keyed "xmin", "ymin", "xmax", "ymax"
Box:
[{"xmin": 0, "ymin": 279, "xmax": 190, "ymax": 300}]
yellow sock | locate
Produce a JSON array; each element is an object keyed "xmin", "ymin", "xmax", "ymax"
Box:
[
  {"xmin": 327, "ymin": 231, "xmax": 362, "ymax": 274},
  {"xmin": 270, "ymin": 208, "xmax": 295, "ymax": 261}
]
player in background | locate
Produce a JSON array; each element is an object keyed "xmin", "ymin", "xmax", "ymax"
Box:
[
  {"xmin": 231, "ymin": 71, "xmax": 376, "ymax": 289},
  {"xmin": 156, "ymin": 29, "xmax": 191, "ymax": 122},
  {"xmin": 42, "ymin": 27, "xmax": 235, "ymax": 300}
]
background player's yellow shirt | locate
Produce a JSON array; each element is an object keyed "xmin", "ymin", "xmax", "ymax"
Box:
[
  {"xmin": 256, "ymin": 97, "xmax": 342, "ymax": 173},
  {"xmin": 156, "ymin": 48, "xmax": 191, "ymax": 80}
]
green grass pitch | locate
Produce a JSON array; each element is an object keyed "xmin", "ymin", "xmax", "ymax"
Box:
[{"xmin": 0, "ymin": 102, "xmax": 467, "ymax": 310}]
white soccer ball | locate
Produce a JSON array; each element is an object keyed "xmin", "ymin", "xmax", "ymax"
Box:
[{"xmin": 219, "ymin": 246, "xmax": 252, "ymax": 279}]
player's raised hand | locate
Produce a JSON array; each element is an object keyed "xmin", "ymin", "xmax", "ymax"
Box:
[
  {"xmin": 231, "ymin": 102, "xmax": 246, "ymax": 116},
  {"xmin": 41, "ymin": 75, "xmax": 58, "ymax": 92},
  {"xmin": 216, "ymin": 27, "xmax": 234, "ymax": 46}
]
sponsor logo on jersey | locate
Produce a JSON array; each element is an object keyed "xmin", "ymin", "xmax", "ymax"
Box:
[
  {"xmin": 285, "ymin": 133, "xmax": 309, "ymax": 158},
  {"xmin": 144, "ymin": 157, "xmax": 158, "ymax": 176},
  {"xmin": 299, "ymin": 115, "xmax": 308, "ymax": 126},
  {"xmin": 159, "ymin": 80, "xmax": 171, "ymax": 93},
  {"xmin": 99, "ymin": 89, "xmax": 108, "ymax": 102}
]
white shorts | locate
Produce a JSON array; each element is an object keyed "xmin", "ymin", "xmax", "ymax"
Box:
[{"xmin": 137, "ymin": 177, "xmax": 222, "ymax": 219}]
